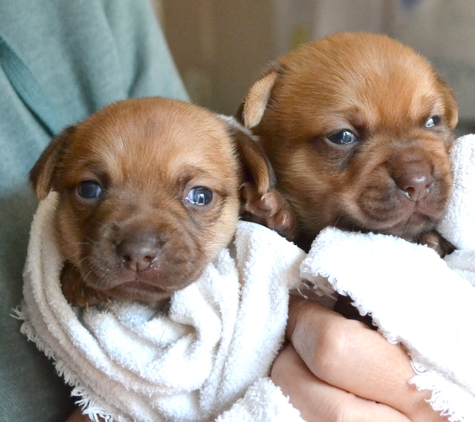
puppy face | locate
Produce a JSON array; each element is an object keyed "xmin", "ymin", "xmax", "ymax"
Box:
[
  {"xmin": 30, "ymin": 98, "xmax": 273, "ymax": 306},
  {"xmin": 239, "ymin": 32, "xmax": 458, "ymax": 247}
]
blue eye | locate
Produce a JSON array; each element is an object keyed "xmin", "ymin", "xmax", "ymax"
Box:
[
  {"xmin": 327, "ymin": 130, "xmax": 356, "ymax": 145},
  {"xmin": 425, "ymin": 116, "xmax": 441, "ymax": 128},
  {"xmin": 186, "ymin": 187, "xmax": 213, "ymax": 206},
  {"xmin": 77, "ymin": 181, "xmax": 102, "ymax": 199}
]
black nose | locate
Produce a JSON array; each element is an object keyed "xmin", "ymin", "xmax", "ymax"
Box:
[
  {"xmin": 116, "ymin": 231, "xmax": 161, "ymax": 272},
  {"xmin": 395, "ymin": 168, "xmax": 432, "ymax": 201}
]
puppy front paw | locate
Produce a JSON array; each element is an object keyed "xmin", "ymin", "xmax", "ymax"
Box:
[
  {"xmin": 417, "ymin": 230, "xmax": 455, "ymax": 258},
  {"xmin": 240, "ymin": 182, "xmax": 298, "ymax": 241}
]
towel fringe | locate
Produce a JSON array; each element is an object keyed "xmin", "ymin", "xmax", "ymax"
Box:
[
  {"xmin": 73, "ymin": 387, "xmax": 120, "ymax": 422},
  {"xmin": 301, "ymin": 218, "xmax": 475, "ymax": 422},
  {"xmin": 302, "ymin": 266, "xmax": 402, "ymax": 346},
  {"xmin": 11, "ymin": 306, "xmax": 25, "ymax": 320},
  {"xmin": 410, "ymin": 362, "xmax": 466, "ymax": 422},
  {"xmin": 16, "ymin": 304, "xmax": 120, "ymax": 421}
]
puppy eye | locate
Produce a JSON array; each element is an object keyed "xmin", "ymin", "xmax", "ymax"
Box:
[
  {"xmin": 186, "ymin": 187, "xmax": 213, "ymax": 206},
  {"xmin": 425, "ymin": 116, "xmax": 441, "ymax": 128},
  {"xmin": 76, "ymin": 181, "xmax": 102, "ymax": 199},
  {"xmin": 327, "ymin": 130, "xmax": 356, "ymax": 145}
]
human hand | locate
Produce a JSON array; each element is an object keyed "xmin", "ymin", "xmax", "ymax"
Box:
[{"xmin": 271, "ymin": 295, "xmax": 446, "ymax": 422}]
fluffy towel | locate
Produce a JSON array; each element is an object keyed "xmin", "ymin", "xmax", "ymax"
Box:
[
  {"xmin": 301, "ymin": 135, "xmax": 475, "ymax": 422},
  {"xmin": 19, "ymin": 192, "xmax": 306, "ymax": 422},
  {"xmin": 20, "ymin": 134, "xmax": 475, "ymax": 422}
]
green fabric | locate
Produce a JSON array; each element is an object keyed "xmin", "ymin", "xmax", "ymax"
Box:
[
  {"xmin": 0, "ymin": 1, "xmax": 188, "ymax": 421},
  {"xmin": 0, "ymin": 33, "xmax": 63, "ymax": 136}
]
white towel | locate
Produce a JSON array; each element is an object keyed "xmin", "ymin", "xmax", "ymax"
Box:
[
  {"xmin": 301, "ymin": 135, "xmax": 475, "ymax": 422},
  {"xmin": 20, "ymin": 134, "xmax": 475, "ymax": 421},
  {"xmin": 19, "ymin": 192, "xmax": 306, "ymax": 422}
]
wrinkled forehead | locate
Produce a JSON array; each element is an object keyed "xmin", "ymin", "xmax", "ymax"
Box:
[
  {"xmin": 277, "ymin": 39, "xmax": 446, "ymax": 128},
  {"xmin": 64, "ymin": 104, "xmax": 236, "ymax": 184}
]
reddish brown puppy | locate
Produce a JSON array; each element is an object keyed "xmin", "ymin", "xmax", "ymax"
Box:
[
  {"xmin": 30, "ymin": 97, "xmax": 290, "ymax": 308},
  {"xmin": 238, "ymin": 32, "xmax": 457, "ymax": 255}
]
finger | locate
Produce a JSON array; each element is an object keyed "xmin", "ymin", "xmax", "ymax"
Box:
[
  {"xmin": 271, "ymin": 344, "xmax": 410, "ymax": 422},
  {"xmin": 287, "ymin": 296, "xmax": 443, "ymax": 421}
]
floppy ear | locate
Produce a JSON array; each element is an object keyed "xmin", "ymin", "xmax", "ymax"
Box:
[
  {"xmin": 435, "ymin": 74, "xmax": 458, "ymax": 130},
  {"xmin": 236, "ymin": 64, "xmax": 280, "ymax": 129},
  {"xmin": 224, "ymin": 117, "xmax": 297, "ymax": 241},
  {"xmin": 29, "ymin": 126, "xmax": 75, "ymax": 200}
]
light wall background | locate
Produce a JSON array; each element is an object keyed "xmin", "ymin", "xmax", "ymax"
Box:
[{"xmin": 154, "ymin": 0, "xmax": 475, "ymax": 133}]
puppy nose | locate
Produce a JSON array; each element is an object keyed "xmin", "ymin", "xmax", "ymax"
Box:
[
  {"xmin": 117, "ymin": 232, "xmax": 160, "ymax": 272},
  {"xmin": 396, "ymin": 169, "xmax": 432, "ymax": 201}
]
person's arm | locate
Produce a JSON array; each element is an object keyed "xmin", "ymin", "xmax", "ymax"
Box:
[
  {"xmin": 271, "ymin": 295, "xmax": 446, "ymax": 422},
  {"xmin": 101, "ymin": 0, "xmax": 189, "ymax": 102}
]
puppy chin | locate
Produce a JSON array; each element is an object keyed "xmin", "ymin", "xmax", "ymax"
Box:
[
  {"xmin": 101, "ymin": 281, "xmax": 187, "ymax": 303},
  {"xmin": 340, "ymin": 214, "xmax": 437, "ymax": 240},
  {"xmin": 61, "ymin": 249, "xmax": 214, "ymax": 306},
  {"xmin": 72, "ymin": 242, "xmax": 215, "ymax": 304},
  {"xmin": 337, "ymin": 194, "xmax": 447, "ymax": 239}
]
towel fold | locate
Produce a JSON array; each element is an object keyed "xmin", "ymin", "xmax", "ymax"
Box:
[
  {"xmin": 301, "ymin": 135, "xmax": 475, "ymax": 422},
  {"xmin": 19, "ymin": 192, "xmax": 305, "ymax": 422}
]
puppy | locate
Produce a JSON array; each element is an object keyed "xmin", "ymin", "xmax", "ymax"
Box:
[
  {"xmin": 238, "ymin": 32, "xmax": 457, "ymax": 256},
  {"xmin": 237, "ymin": 32, "xmax": 458, "ymax": 322},
  {"xmin": 30, "ymin": 97, "xmax": 292, "ymax": 308}
]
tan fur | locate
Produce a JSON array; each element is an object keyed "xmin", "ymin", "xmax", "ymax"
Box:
[
  {"xmin": 242, "ymin": 69, "xmax": 279, "ymax": 129},
  {"xmin": 239, "ymin": 32, "xmax": 458, "ymax": 251},
  {"xmin": 30, "ymin": 97, "xmax": 274, "ymax": 306}
]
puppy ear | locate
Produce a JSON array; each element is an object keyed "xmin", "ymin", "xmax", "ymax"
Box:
[
  {"xmin": 224, "ymin": 117, "xmax": 298, "ymax": 241},
  {"xmin": 435, "ymin": 74, "xmax": 458, "ymax": 130},
  {"xmin": 236, "ymin": 64, "xmax": 280, "ymax": 129},
  {"xmin": 226, "ymin": 118, "xmax": 272, "ymax": 197},
  {"xmin": 29, "ymin": 126, "xmax": 75, "ymax": 200}
]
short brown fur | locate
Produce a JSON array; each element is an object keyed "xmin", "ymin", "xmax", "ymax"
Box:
[
  {"xmin": 239, "ymin": 32, "xmax": 457, "ymax": 254},
  {"xmin": 30, "ymin": 97, "xmax": 283, "ymax": 307}
]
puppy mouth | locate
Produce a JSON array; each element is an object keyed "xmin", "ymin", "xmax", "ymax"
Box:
[
  {"xmin": 344, "ymin": 193, "xmax": 445, "ymax": 238},
  {"xmin": 80, "ymin": 269, "xmax": 197, "ymax": 303},
  {"xmin": 372, "ymin": 211, "xmax": 435, "ymax": 238},
  {"xmin": 78, "ymin": 256, "xmax": 205, "ymax": 303}
]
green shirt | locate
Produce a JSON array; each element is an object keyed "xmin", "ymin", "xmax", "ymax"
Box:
[{"xmin": 0, "ymin": 1, "xmax": 188, "ymax": 420}]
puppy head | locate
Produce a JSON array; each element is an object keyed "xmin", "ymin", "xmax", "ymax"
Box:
[
  {"xmin": 30, "ymin": 97, "xmax": 276, "ymax": 305},
  {"xmin": 239, "ymin": 32, "xmax": 458, "ymax": 246}
]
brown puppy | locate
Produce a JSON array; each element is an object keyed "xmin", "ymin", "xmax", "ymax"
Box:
[
  {"xmin": 30, "ymin": 97, "xmax": 290, "ymax": 308},
  {"xmin": 238, "ymin": 32, "xmax": 457, "ymax": 256}
]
